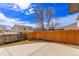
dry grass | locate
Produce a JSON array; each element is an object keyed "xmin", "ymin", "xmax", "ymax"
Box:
[
  {"xmin": 0, "ymin": 39, "xmax": 79, "ymax": 50},
  {"xmin": 0, "ymin": 40, "xmax": 38, "ymax": 48}
]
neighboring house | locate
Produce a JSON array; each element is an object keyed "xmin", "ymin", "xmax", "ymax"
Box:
[
  {"xmin": 60, "ymin": 22, "xmax": 79, "ymax": 30},
  {"xmin": 11, "ymin": 25, "xmax": 33, "ymax": 33},
  {"xmin": 33, "ymin": 27, "xmax": 43, "ymax": 31},
  {"xmin": 0, "ymin": 25, "xmax": 6, "ymax": 31},
  {"xmin": 33, "ymin": 27, "xmax": 47, "ymax": 31},
  {"xmin": 0, "ymin": 25, "xmax": 6, "ymax": 33}
]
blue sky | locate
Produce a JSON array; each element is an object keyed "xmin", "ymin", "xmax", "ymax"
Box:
[{"xmin": 0, "ymin": 3, "xmax": 78, "ymax": 29}]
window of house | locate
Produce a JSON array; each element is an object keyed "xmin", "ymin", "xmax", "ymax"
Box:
[{"xmin": 24, "ymin": 28, "xmax": 26, "ymax": 30}]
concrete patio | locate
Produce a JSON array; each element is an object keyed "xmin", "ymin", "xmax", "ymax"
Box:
[{"xmin": 0, "ymin": 41, "xmax": 79, "ymax": 56}]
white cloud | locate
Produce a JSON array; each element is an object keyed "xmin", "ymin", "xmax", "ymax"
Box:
[
  {"xmin": 11, "ymin": 3, "xmax": 31, "ymax": 11},
  {"xmin": 0, "ymin": 12, "xmax": 37, "ymax": 29},
  {"xmin": 16, "ymin": 3, "xmax": 31, "ymax": 10},
  {"xmin": 29, "ymin": 8, "xmax": 34, "ymax": 12},
  {"xmin": 10, "ymin": 3, "xmax": 35, "ymax": 15},
  {"xmin": 49, "ymin": 12, "xmax": 79, "ymax": 29},
  {"xmin": 25, "ymin": 8, "xmax": 35, "ymax": 15},
  {"xmin": 0, "ymin": 13, "xmax": 16, "ymax": 25},
  {"xmin": 58, "ymin": 12, "xmax": 78, "ymax": 26},
  {"xmin": 25, "ymin": 10, "xmax": 35, "ymax": 15}
]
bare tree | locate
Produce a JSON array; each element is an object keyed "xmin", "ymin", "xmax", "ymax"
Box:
[
  {"xmin": 34, "ymin": 6, "xmax": 54, "ymax": 31},
  {"xmin": 34, "ymin": 7, "xmax": 45, "ymax": 31},
  {"xmin": 77, "ymin": 15, "xmax": 79, "ymax": 20},
  {"xmin": 46, "ymin": 7, "xmax": 54, "ymax": 30}
]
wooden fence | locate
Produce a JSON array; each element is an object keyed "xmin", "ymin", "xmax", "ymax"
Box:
[
  {"xmin": 26, "ymin": 30, "xmax": 79, "ymax": 45},
  {"xmin": 0, "ymin": 34, "xmax": 26, "ymax": 45}
]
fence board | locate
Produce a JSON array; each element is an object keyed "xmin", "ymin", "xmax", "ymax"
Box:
[
  {"xmin": 26, "ymin": 30, "xmax": 79, "ymax": 45},
  {"xmin": 0, "ymin": 34, "xmax": 26, "ymax": 45}
]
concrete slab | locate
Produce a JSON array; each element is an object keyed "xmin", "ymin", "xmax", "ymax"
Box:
[
  {"xmin": 5, "ymin": 42, "xmax": 48, "ymax": 56},
  {"xmin": 0, "ymin": 48, "xmax": 10, "ymax": 56},
  {"xmin": 0, "ymin": 41, "xmax": 79, "ymax": 56},
  {"xmin": 30, "ymin": 43, "xmax": 79, "ymax": 56}
]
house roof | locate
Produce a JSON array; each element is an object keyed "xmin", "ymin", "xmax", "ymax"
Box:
[
  {"xmin": 12, "ymin": 24, "xmax": 33, "ymax": 29},
  {"xmin": 0, "ymin": 25, "xmax": 6, "ymax": 30},
  {"xmin": 60, "ymin": 22, "xmax": 77, "ymax": 29}
]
